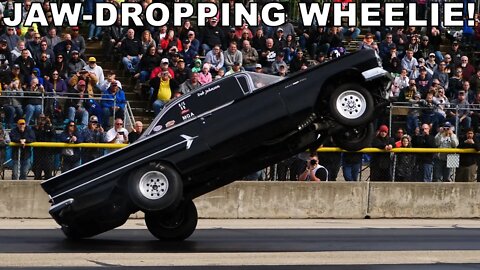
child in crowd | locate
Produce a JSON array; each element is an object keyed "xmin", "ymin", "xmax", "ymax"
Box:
[{"xmin": 199, "ymin": 63, "xmax": 212, "ymax": 85}]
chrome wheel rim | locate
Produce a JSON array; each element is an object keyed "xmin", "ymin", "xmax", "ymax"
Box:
[
  {"xmin": 336, "ymin": 90, "xmax": 367, "ymax": 120},
  {"xmin": 139, "ymin": 171, "xmax": 169, "ymax": 200}
]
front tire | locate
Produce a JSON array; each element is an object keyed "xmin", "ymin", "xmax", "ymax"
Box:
[
  {"xmin": 333, "ymin": 123, "xmax": 374, "ymax": 151},
  {"xmin": 128, "ymin": 163, "xmax": 183, "ymax": 212},
  {"xmin": 145, "ymin": 200, "xmax": 198, "ymax": 241},
  {"xmin": 329, "ymin": 84, "xmax": 374, "ymax": 127}
]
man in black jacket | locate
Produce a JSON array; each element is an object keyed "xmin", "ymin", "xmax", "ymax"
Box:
[
  {"xmin": 119, "ymin": 29, "xmax": 142, "ymax": 74},
  {"xmin": 9, "ymin": 118, "xmax": 36, "ymax": 180},
  {"xmin": 412, "ymin": 123, "xmax": 436, "ymax": 182},
  {"xmin": 200, "ymin": 17, "xmax": 225, "ymax": 55},
  {"xmin": 456, "ymin": 128, "xmax": 480, "ymax": 182},
  {"xmin": 370, "ymin": 125, "xmax": 396, "ymax": 181}
]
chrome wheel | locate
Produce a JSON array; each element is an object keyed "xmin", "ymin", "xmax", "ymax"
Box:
[
  {"xmin": 139, "ymin": 171, "xmax": 169, "ymax": 200},
  {"xmin": 335, "ymin": 90, "xmax": 367, "ymax": 120}
]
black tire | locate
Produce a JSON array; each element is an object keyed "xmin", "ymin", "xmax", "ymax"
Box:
[
  {"xmin": 333, "ymin": 123, "xmax": 374, "ymax": 151},
  {"xmin": 128, "ymin": 163, "xmax": 183, "ymax": 212},
  {"xmin": 145, "ymin": 200, "xmax": 198, "ymax": 241},
  {"xmin": 329, "ymin": 83, "xmax": 375, "ymax": 127}
]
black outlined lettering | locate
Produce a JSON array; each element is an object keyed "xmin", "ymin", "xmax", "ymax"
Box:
[
  {"xmin": 145, "ymin": 3, "xmax": 169, "ymax": 27},
  {"xmin": 24, "ymin": 3, "xmax": 48, "ymax": 27},
  {"xmin": 3, "ymin": 3, "xmax": 22, "ymax": 27},
  {"xmin": 197, "ymin": 3, "xmax": 218, "ymax": 27},
  {"xmin": 173, "ymin": 3, "xmax": 194, "ymax": 27},
  {"xmin": 95, "ymin": 3, "xmax": 117, "ymax": 27},
  {"xmin": 384, "ymin": 3, "xmax": 405, "ymax": 27},
  {"xmin": 444, "ymin": 3, "xmax": 465, "ymax": 27},
  {"xmin": 261, "ymin": 3, "xmax": 285, "ymax": 27},
  {"xmin": 50, "ymin": 3, "xmax": 82, "ymax": 27},
  {"xmin": 298, "ymin": 2, "xmax": 330, "ymax": 27},
  {"xmin": 121, "ymin": 2, "xmax": 143, "ymax": 27},
  {"xmin": 360, "ymin": 3, "xmax": 381, "ymax": 27},
  {"xmin": 333, "ymin": 3, "xmax": 356, "ymax": 27}
]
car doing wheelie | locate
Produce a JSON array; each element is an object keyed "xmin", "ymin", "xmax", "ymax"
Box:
[{"xmin": 41, "ymin": 50, "xmax": 391, "ymax": 241}]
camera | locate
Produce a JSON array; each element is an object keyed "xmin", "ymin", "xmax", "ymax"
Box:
[
  {"xmin": 118, "ymin": 131, "xmax": 124, "ymax": 135},
  {"xmin": 310, "ymin": 159, "xmax": 317, "ymax": 165}
]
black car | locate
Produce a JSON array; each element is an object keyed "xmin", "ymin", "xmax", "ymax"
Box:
[{"xmin": 41, "ymin": 50, "xmax": 391, "ymax": 241}]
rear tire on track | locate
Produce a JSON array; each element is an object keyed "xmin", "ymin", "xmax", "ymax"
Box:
[{"xmin": 145, "ymin": 200, "xmax": 198, "ymax": 241}]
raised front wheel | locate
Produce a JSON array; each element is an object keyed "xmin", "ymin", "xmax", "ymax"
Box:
[{"xmin": 329, "ymin": 84, "xmax": 375, "ymax": 126}]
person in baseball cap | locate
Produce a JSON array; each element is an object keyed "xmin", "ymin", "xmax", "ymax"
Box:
[{"xmin": 378, "ymin": 125, "xmax": 389, "ymax": 133}]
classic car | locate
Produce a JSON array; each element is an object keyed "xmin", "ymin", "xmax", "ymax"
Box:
[{"xmin": 41, "ymin": 49, "xmax": 391, "ymax": 241}]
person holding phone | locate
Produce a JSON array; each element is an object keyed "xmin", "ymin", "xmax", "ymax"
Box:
[
  {"xmin": 105, "ymin": 118, "xmax": 128, "ymax": 144},
  {"xmin": 299, "ymin": 154, "xmax": 328, "ymax": 182}
]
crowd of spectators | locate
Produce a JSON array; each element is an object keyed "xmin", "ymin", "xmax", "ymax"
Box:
[{"xmin": 3, "ymin": 0, "xmax": 480, "ymax": 181}]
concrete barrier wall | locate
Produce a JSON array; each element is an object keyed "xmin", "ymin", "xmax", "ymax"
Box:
[{"xmin": 1, "ymin": 181, "xmax": 480, "ymax": 219}]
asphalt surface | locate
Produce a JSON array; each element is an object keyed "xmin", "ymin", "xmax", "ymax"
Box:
[{"xmin": 0, "ymin": 219, "xmax": 479, "ymax": 269}]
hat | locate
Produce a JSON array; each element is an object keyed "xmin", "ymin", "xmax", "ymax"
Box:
[
  {"xmin": 443, "ymin": 122, "xmax": 452, "ymax": 128},
  {"xmin": 183, "ymin": 39, "xmax": 190, "ymax": 44},
  {"xmin": 277, "ymin": 52, "xmax": 284, "ymax": 57},
  {"xmin": 419, "ymin": 66, "xmax": 426, "ymax": 72},
  {"xmin": 89, "ymin": 115, "xmax": 98, "ymax": 122},
  {"xmin": 429, "ymin": 53, "xmax": 435, "ymax": 57},
  {"xmin": 111, "ymin": 80, "xmax": 119, "ymax": 85},
  {"xmin": 229, "ymin": 27, "xmax": 236, "ymax": 32},
  {"xmin": 71, "ymin": 49, "xmax": 79, "ymax": 54},
  {"xmin": 161, "ymin": 58, "xmax": 169, "ymax": 64},
  {"xmin": 17, "ymin": 119, "xmax": 26, "ymax": 125},
  {"xmin": 0, "ymin": 39, "xmax": 7, "ymax": 44},
  {"xmin": 12, "ymin": 64, "xmax": 20, "ymax": 69},
  {"xmin": 233, "ymin": 61, "xmax": 240, "ymax": 66},
  {"xmin": 277, "ymin": 28, "xmax": 283, "ymax": 32},
  {"xmin": 422, "ymin": 36, "xmax": 429, "ymax": 41},
  {"xmin": 88, "ymin": 57, "xmax": 96, "ymax": 62},
  {"xmin": 177, "ymin": 58, "xmax": 185, "ymax": 63},
  {"xmin": 71, "ymin": 26, "xmax": 79, "ymax": 31},
  {"xmin": 453, "ymin": 41, "xmax": 459, "ymax": 45},
  {"xmin": 255, "ymin": 63, "xmax": 262, "ymax": 69},
  {"xmin": 187, "ymin": 30, "xmax": 195, "ymax": 36},
  {"xmin": 78, "ymin": 80, "xmax": 86, "ymax": 86},
  {"xmin": 378, "ymin": 125, "xmax": 389, "ymax": 133}
]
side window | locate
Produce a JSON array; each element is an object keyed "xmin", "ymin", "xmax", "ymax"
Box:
[{"xmin": 236, "ymin": 75, "xmax": 252, "ymax": 94}]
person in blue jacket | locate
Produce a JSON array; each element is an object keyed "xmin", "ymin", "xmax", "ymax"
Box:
[{"xmin": 100, "ymin": 80, "xmax": 126, "ymax": 129}]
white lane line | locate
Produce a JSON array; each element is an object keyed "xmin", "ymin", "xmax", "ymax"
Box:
[{"xmin": 1, "ymin": 251, "xmax": 480, "ymax": 267}]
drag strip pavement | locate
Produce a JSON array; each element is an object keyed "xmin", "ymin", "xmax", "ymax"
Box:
[{"xmin": 0, "ymin": 219, "xmax": 479, "ymax": 268}]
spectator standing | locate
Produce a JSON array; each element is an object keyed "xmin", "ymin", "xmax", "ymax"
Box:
[
  {"xmin": 342, "ymin": 152, "xmax": 363, "ymax": 181},
  {"xmin": 59, "ymin": 121, "xmax": 83, "ymax": 172},
  {"xmin": 412, "ymin": 123, "xmax": 437, "ymax": 182},
  {"xmin": 394, "ymin": 135, "xmax": 416, "ymax": 181},
  {"xmin": 128, "ymin": 121, "xmax": 143, "ymax": 144},
  {"xmin": 3, "ymin": 79, "xmax": 24, "ymax": 129},
  {"xmin": 81, "ymin": 115, "xmax": 106, "ymax": 163},
  {"xmin": 9, "ymin": 119, "xmax": 36, "ymax": 180},
  {"xmin": 0, "ymin": 125, "xmax": 10, "ymax": 175},
  {"xmin": 456, "ymin": 128, "xmax": 480, "ymax": 182},
  {"xmin": 370, "ymin": 125, "xmax": 395, "ymax": 181},
  {"xmin": 32, "ymin": 115, "xmax": 56, "ymax": 180},
  {"xmin": 448, "ymin": 90, "xmax": 471, "ymax": 132},
  {"xmin": 433, "ymin": 122, "xmax": 459, "ymax": 182}
]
